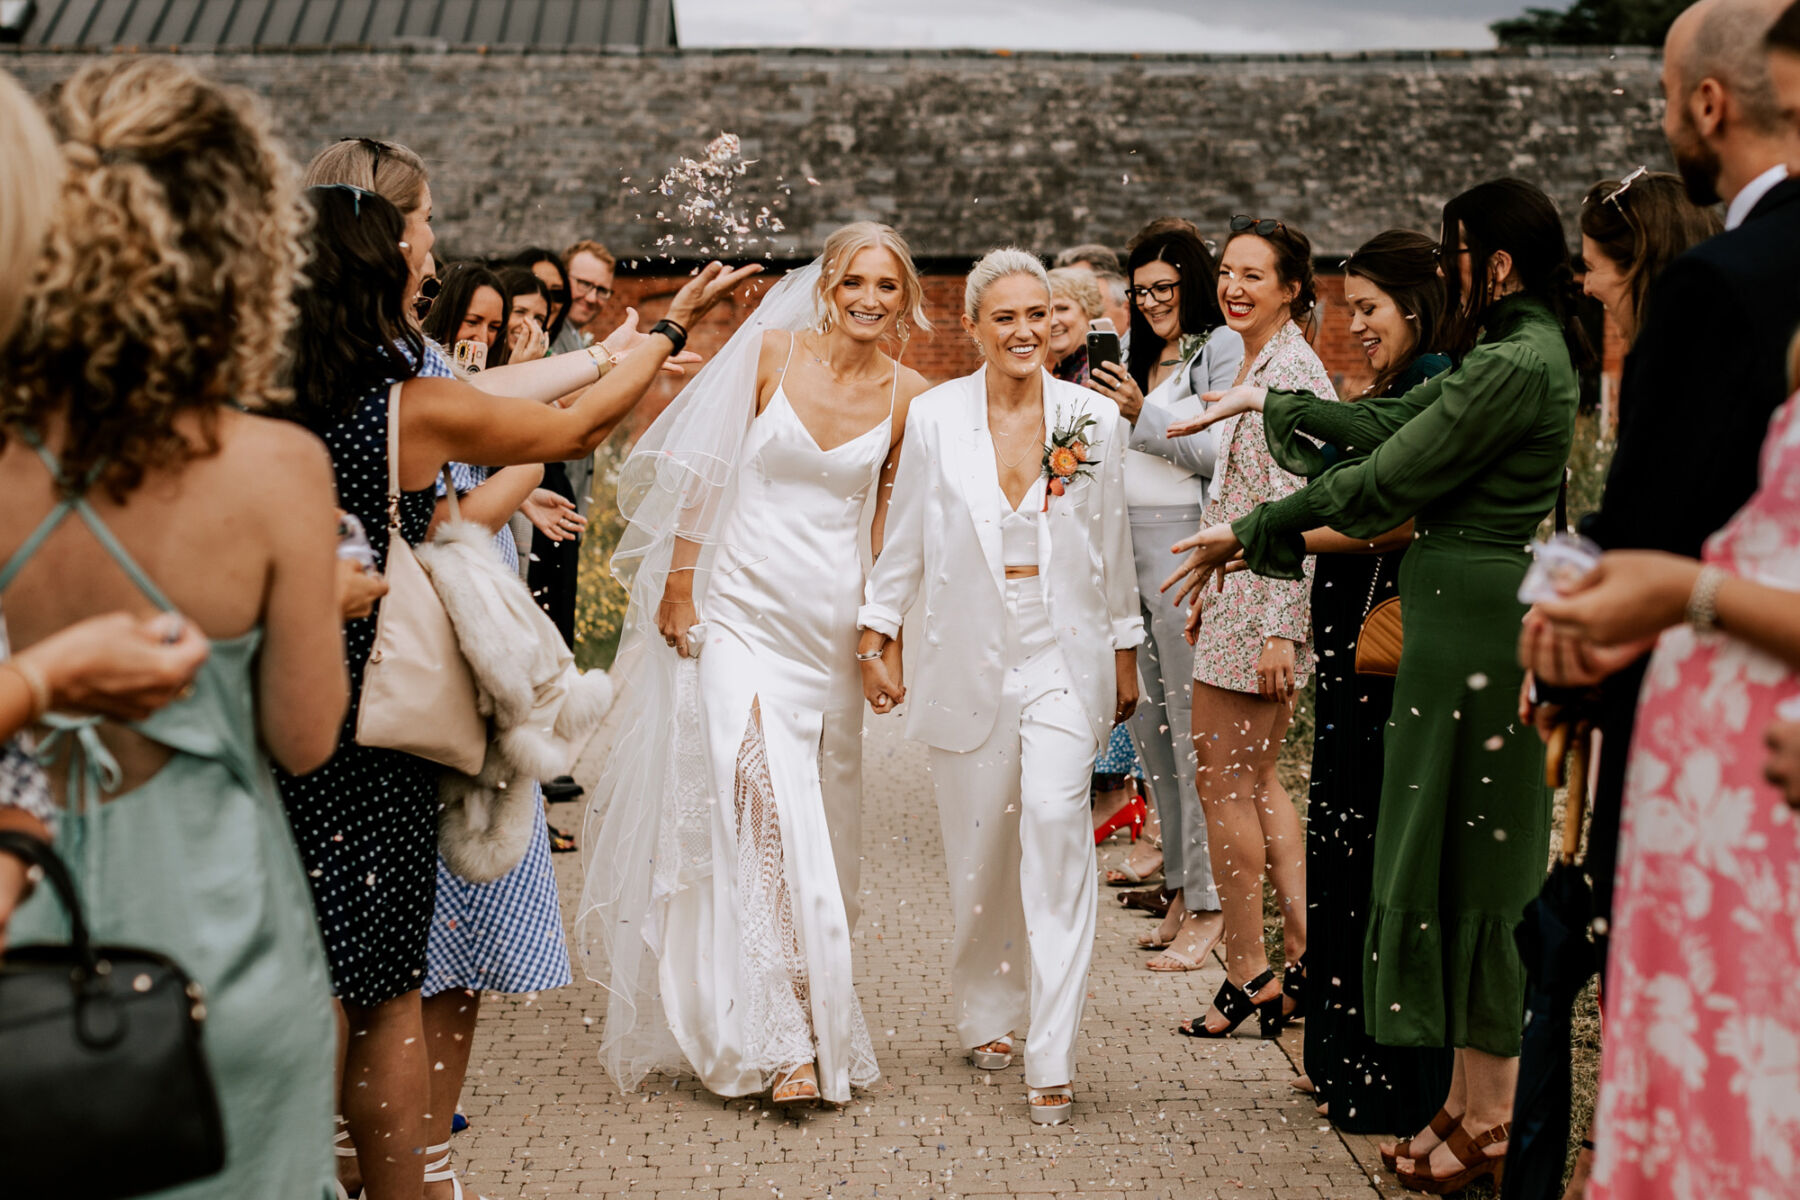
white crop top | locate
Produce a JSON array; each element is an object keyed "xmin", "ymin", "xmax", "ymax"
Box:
[{"xmin": 1000, "ymin": 478, "xmax": 1044, "ymax": 567}]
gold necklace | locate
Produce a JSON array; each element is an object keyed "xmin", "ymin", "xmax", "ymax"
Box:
[{"xmin": 990, "ymin": 406, "xmax": 1044, "ymax": 470}]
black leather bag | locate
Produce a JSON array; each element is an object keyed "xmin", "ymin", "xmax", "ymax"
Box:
[{"xmin": 0, "ymin": 830, "xmax": 226, "ymax": 1198}]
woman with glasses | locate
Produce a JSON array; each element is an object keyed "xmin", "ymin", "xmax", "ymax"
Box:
[
  {"xmin": 1150, "ymin": 216, "xmax": 1329, "ymax": 1037},
  {"xmin": 1167, "ymin": 180, "xmax": 1584, "ymax": 1193},
  {"xmin": 1085, "ymin": 220, "xmax": 1244, "ymax": 973}
]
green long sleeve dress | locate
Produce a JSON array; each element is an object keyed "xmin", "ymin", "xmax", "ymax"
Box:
[{"xmin": 1231, "ymin": 295, "xmax": 1576, "ymax": 1057}]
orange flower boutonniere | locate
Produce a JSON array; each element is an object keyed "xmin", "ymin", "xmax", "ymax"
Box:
[{"xmin": 1042, "ymin": 409, "xmax": 1100, "ymax": 511}]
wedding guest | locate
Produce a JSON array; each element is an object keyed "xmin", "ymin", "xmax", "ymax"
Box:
[
  {"xmin": 581, "ymin": 221, "xmax": 930, "ymax": 1109},
  {"xmin": 1089, "ymin": 219, "xmax": 1245, "ymax": 973},
  {"xmin": 282, "ymin": 182, "xmax": 755, "ymax": 1200},
  {"xmin": 509, "ymin": 246, "xmax": 576, "ymax": 350},
  {"xmin": 1520, "ymin": 394, "xmax": 1800, "ymax": 1198},
  {"xmin": 1531, "ymin": 0, "xmax": 1800, "ymax": 1044},
  {"xmin": 1578, "ymin": 170, "xmax": 1720, "ymax": 349},
  {"xmin": 497, "ymin": 265, "xmax": 554, "ymax": 365},
  {"xmin": 1056, "ymin": 244, "xmax": 1134, "ymax": 340},
  {"xmin": 1048, "ymin": 266, "xmax": 1106, "ymax": 385},
  {"xmin": 420, "ymin": 261, "xmax": 510, "ymax": 368},
  {"xmin": 0, "ymin": 59, "xmax": 349, "ymax": 1198},
  {"xmin": 1054, "ymin": 242, "xmax": 1123, "ymax": 276},
  {"xmin": 1160, "ymin": 216, "xmax": 1326, "ymax": 1034},
  {"xmin": 1169, "ymin": 179, "xmax": 1583, "ymax": 1191},
  {"xmin": 1287, "ymin": 230, "xmax": 1454, "ymax": 1134},
  {"xmin": 859, "ymin": 248, "xmax": 1143, "ymax": 1125},
  {"xmin": 563, "ymin": 239, "xmax": 616, "ymax": 344}
]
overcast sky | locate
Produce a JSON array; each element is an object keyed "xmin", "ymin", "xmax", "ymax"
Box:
[{"xmin": 674, "ymin": 0, "xmax": 1534, "ymax": 53}]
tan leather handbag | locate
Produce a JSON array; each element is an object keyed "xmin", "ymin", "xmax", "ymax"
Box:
[
  {"xmin": 354, "ymin": 382, "xmax": 488, "ymax": 775},
  {"xmin": 1354, "ymin": 594, "xmax": 1403, "ymax": 678}
]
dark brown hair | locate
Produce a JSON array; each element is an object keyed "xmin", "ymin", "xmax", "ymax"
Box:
[
  {"xmin": 1123, "ymin": 218, "xmax": 1224, "ymax": 394},
  {"xmin": 1221, "ymin": 220, "xmax": 1317, "ymax": 326},
  {"xmin": 1343, "ymin": 229, "xmax": 1447, "ymax": 397},
  {"xmin": 1578, "ymin": 171, "xmax": 1721, "ymax": 345},
  {"xmin": 1440, "ymin": 178, "xmax": 1591, "ymax": 366}
]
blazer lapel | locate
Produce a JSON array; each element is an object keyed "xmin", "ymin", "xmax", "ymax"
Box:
[
  {"xmin": 951, "ymin": 368, "xmax": 1006, "ymax": 601},
  {"xmin": 1036, "ymin": 374, "xmax": 1066, "ymax": 589}
]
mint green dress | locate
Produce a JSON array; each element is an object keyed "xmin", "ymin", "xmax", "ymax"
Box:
[
  {"xmin": 1231, "ymin": 296, "xmax": 1577, "ymax": 1057},
  {"xmin": 1, "ymin": 442, "xmax": 336, "ymax": 1199}
]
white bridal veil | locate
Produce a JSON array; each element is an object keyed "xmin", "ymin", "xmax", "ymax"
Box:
[{"xmin": 574, "ymin": 261, "xmax": 825, "ymax": 1092}]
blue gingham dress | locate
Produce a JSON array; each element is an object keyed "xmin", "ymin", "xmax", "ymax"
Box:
[{"xmin": 421, "ymin": 344, "xmax": 573, "ymax": 996}]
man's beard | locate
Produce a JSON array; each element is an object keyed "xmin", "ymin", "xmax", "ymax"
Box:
[{"xmin": 1672, "ymin": 127, "xmax": 1723, "ymax": 207}]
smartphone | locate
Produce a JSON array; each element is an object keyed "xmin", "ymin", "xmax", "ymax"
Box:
[
  {"xmin": 1086, "ymin": 328, "xmax": 1122, "ymax": 376},
  {"xmin": 453, "ymin": 338, "xmax": 488, "ymax": 373}
]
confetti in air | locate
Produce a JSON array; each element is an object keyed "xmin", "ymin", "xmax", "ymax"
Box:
[{"xmin": 649, "ymin": 132, "xmax": 786, "ymax": 257}]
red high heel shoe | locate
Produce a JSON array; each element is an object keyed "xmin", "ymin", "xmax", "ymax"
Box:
[{"xmin": 1094, "ymin": 794, "xmax": 1147, "ymax": 845}]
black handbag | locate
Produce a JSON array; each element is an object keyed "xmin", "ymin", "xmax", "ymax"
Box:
[{"xmin": 0, "ymin": 830, "xmax": 226, "ymax": 1198}]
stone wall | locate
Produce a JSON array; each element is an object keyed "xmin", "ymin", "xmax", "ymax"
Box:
[{"xmin": 4, "ymin": 46, "xmax": 1670, "ymax": 262}]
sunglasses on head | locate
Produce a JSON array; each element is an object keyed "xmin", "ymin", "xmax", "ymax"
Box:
[
  {"xmin": 309, "ymin": 182, "xmax": 381, "ymax": 216},
  {"xmin": 1230, "ymin": 215, "xmax": 1286, "ymax": 237},
  {"xmin": 1599, "ymin": 165, "xmax": 1649, "ymax": 215}
]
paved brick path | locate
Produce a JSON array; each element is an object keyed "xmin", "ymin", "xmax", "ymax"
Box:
[{"xmin": 447, "ymin": 715, "xmax": 1387, "ymax": 1198}]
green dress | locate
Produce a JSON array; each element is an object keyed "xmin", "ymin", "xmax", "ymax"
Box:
[
  {"xmin": 1, "ymin": 442, "xmax": 336, "ymax": 1199},
  {"xmin": 1232, "ymin": 296, "xmax": 1576, "ymax": 1057}
]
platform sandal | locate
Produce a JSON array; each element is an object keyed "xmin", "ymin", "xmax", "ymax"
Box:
[
  {"xmin": 1396, "ymin": 1120, "xmax": 1511, "ymax": 1194},
  {"xmin": 1380, "ymin": 1106, "xmax": 1459, "ymax": 1172},
  {"xmin": 969, "ymin": 1035, "xmax": 1015, "ymax": 1070},
  {"xmin": 1176, "ymin": 968, "xmax": 1284, "ymax": 1039},
  {"xmin": 771, "ymin": 1062, "xmax": 821, "ymax": 1108},
  {"xmin": 1282, "ymin": 954, "xmax": 1307, "ymax": 1022},
  {"xmin": 1027, "ymin": 1085, "xmax": 1074, "ymax": 1126}
]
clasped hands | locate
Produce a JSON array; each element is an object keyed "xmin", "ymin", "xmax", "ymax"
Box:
[{"xmin": 856, "ymin": 631, "xmax": 906, "ymax": 715}]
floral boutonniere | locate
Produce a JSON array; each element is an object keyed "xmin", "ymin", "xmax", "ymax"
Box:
[{"xmin": 1042, "ymin": 409, "xmax": 1100, "ymax": 511}]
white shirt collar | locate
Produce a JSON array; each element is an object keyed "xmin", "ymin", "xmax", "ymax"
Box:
[{"xmin": 1725, "ymin": 164, "xmax": 1789, "ymax": 231}]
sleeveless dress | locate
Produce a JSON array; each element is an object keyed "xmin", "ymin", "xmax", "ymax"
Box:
[
  {"xmin": 655, "ymin": 349, "xmax": 890, "ymax": 1102},
  {"xmin": 276, "ymin": 375, "xmax": 443, "ymax": 1008},
  {"xmin": 2, "ymin": 442, "xmax": 337, "ymax": 1199},
  {"xmin": 423, "ymin": 460, "xmax": 572, "ymax": 997}
]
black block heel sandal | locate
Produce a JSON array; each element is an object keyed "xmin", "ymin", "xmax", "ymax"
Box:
[{"xmin": 1177, "ymin": 968, "xmax": 1285, "ymax": 1039}]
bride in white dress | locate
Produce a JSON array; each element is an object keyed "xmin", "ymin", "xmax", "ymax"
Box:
[{"xmin": 578, "ymin": 223, "xmax": 930, "ymax": 1106}]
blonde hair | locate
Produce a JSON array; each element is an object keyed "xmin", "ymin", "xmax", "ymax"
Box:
[
  {"xmin": 564, "ymin": 238, "xmax": 617, "ymax": 271},
  {"xmin": 2, "ymin": 58, "xmax": 308, "ymax": 500},
  {"xmin": 303, "ymin": 136, "xmax": 429, "ymax": 216},
  {"xmin": 964, "ymin": 247, "xmax": 1049, "ymax": 322},
  {"xmin": 1047, "ymin": 266, "xmax": 1104, "ymax": 320},
  {"xmin": 0, "ymin": 71, "xmax": 61, "ymax": 344},
  {"xmin": 816, "ymin": 221, "xmax": 931, "ymax": 345}
]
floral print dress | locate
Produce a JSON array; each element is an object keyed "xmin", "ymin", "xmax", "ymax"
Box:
[
  {"xmin": 1191, "ymin": 320, "xmax": 1335, "ymax": 694},
  {"xmin": 1592, "ymin": 393, "xmax": 1800, "ymax": 1200}
]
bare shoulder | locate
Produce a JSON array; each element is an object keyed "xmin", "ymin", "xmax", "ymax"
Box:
[
  {"xmin": 888, "ymin": 363, "xmax": 933, "ymax": 434},
  {"xmin": 214, "ymin": 410, "xmax": 336, "ymax": 521},
  {"xmin": 754, "ymin": 328, "xmax": 794, "ymax": 411}
]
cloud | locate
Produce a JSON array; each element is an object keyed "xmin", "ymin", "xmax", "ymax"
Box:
[{"xmin": 675, "ymin": 0, "xmax": 1506, "ymax": 53}]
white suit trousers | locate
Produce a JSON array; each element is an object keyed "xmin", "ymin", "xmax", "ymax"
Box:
[{"xmin": 927, "ymin": 578, "xmax": 1100, "ymax": 1088}]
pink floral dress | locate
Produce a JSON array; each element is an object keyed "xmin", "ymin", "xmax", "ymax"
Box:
[
  {"xmin": 1591, "ymin": 393, "xmax": 1800, "ymax": 1200},
  {"xmin": 1192, "ymin": 320, "xmax": 1336, "ymax": 694}
]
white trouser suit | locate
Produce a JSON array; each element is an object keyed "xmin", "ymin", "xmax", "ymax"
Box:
[{"xmin": 861, "ymin": 369, "xmax": 1144, "ymax": 1090}]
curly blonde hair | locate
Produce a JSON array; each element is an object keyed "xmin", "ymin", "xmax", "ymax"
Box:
[
  {"xmin": 0, "ymin": 72, "xmax": 61, "ymax": 344},
  {"xmin": 1, "ymin": 58, "xmax": 308, "ymax": 500}
]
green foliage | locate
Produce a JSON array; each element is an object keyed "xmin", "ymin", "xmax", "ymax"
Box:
[
  {"xmin": 1492, "ymin": 0, "xmax": 1689, "ymax": 46},
  {"xmin": 574, "ymin": 436, "xmax": 632, "ymax": 672}
]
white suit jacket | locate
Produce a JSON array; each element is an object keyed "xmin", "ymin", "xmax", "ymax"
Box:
[{"xmin": 859, "ymin": 367, "xmax": 1145, "ymax": 754}]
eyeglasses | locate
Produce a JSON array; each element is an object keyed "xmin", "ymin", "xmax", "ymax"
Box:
[
  {"xmin": 570, "ymin": 276, "xmax": 614, "ymax": 303},
  {"xmin": 309, "ymin": 182, "xmax": 380, "ymax": 216},
  {"xmin": 1230, "ymin": 215, "xmax": 1287, "ymax": 237},
  {"xmin": 1126, "ymin": 280, "xmax": 1179, "ymax": 304},
  {"xmin": 1601, "ymin": 165, "xmax": 1649, "ymax": 215}
]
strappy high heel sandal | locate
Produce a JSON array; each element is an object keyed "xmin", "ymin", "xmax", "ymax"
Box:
[
  {"xmin": 423, "ymin": 1142, "xmax": 489, "ymax": 1199},
  {"xmin": 1027, "ymin": 1085, "xmax": 1074, "ymax": 1126},
  {"xmin": 1380, "ymin": 1107, "xmax": 1460, "ymax": 1172},
  {"xmin": 1176, "ymin": 968, "xmax": 1284, "ymax": 1039},
  {"xmin": 332, "ymin": 1117, "xmax": 361, "ymax": 1200},
  {"xmin": 1396, "ymin": 1120, "xmax": 1511, "ymax": 1194},
  {"xmin": 771, "ymin": 1063, "xmax": 821, "ymax": 1108},
  {"xmin": 1282, "ymin": 954, "xmax": 1307, "ymax": 1023},
  {"xmin": 969, "ymin": 1035, "xmax": 1015, "ymax": 1070}
]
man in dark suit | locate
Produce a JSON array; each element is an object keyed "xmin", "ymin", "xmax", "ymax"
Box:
[{"xmin": 1531, "ymin": 0, "xmax": 1800, "ymax": 961}]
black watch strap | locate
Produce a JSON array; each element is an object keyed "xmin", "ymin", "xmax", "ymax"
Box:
[{"xmin": 649, "ymin": 318, "xmax": 688, "ymax": 355}]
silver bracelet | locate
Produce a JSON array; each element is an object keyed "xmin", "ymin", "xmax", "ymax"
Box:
[
  {"xmin": 1685, "ymin": 564, "xmax": 1726, "ymax": 633},
  {"xmin": 856, "ymin": 649, "xmax": 884, "ymax": 662}
]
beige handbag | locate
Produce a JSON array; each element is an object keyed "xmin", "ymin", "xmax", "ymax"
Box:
[
  {"xmin": 1353, "ymin": 558, "xmax": 1403, "ymax": 679},
  {"xmin": 354, "ymin": 382, "xmax": 488, "ymax": 775}
]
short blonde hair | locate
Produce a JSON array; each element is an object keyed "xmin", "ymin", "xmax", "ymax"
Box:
[
  {"xmin": 964, "ymin": 247, "xmax": 1049, "ymax": 322},
  {"xmin": 1047, "ymin": 266, "xmax": 1104, "ymax": 320},
  {"xmin": 4, "ymin": 58, "xmax": 308, "ymax": 500},
  {"xmin": 817, "ymin": 221, "xmax": 931, "ymax": 345},
  {"xmin": 303, "ymin": 136, "xmax": 429, "ymax": 216},
  {"xmin": 0, "ymin": 71, "xmax": 61, "ymax": 343},
  {"xmin": 564, "ymin": 239, "xmax": 616, "ymax": 271}
]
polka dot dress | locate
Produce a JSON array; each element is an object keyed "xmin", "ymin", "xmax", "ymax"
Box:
[{"xmin": 276, "ymin": 369, "xmax": 442, "ymax": 1009}]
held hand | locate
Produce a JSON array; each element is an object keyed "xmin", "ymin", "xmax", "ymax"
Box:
[
  {"xmin": 657, "ymin": 592, "xmax": 701, "ymax": 658},
  {"xmin": 860, "ymin": 645, "xmax": 905, "ymax": 715},
  {"xmin": 1765, "ymin": 719, "xmax": 1800, "ymax": 810},
  {"xmin": 1533, "ymin": 550, "xmax": 1700, "ymax": 647},
  {"xmin": 1166, "ymin": 385, "xmax": 1266, "ymax": 438},
  {"xmin": 521, "ymin": 488, "xmax": 586, "ymax": 543},
  {"xmin": 1161, "ymin": 523, "xmax": 1243, "ymax": 611},
  {"xmin": 336, "ymin": 558, "xmax": 389, "ymax": 621},
  {"xmin": 599, "ymin": 307, "xmax": 705, "ymax": 377},
  {"xmin": 1113, "ymin": 649, "xmax": 1139, "ymax": 724},
  {"xmin": 1089, "ymin": 362, "xmax": 1145, "ymax": 423},
  {"xmin": 13, "ymin": 612, "xmax": 210, "ymax": 723},
  {"xmin": 1256, "ymin": 637, "xmax": 1298, "ymax": 702},
  {"xmin": 663, "ymin": 262, "xmax": 767, "ymax": 336},
  {"xmin": 1519, "ymin": 608, "xmax": 1654, "ymax": 688}
]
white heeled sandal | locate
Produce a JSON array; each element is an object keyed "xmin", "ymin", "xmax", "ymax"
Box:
[
  {"xmin": 968, "ymin": 1035, "xmax": 1015, "ymax": 1070},
  {"xmin": 424, "ymin": 1142, "xmax": 489, "ymax": 1200},
  {"xmin": 333, "ymin": 1118, "xmax": 361, "ymax": 1200},
  {"xmin": 770, "ymin": 1062, "xmax": 821, "ymax": 1108},
  {"xmin": 1028, "ymin": 1085, "xmax": 1074, "ymax": 1126}
]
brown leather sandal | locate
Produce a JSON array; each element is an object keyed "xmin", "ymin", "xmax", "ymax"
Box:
[
  {"xmin": 1396, "ymin": 1120, "xmax": 1511, "ymax": 1194},
  {"xmin": 1380, "ymin": 1106, "xmax": 1459, "ymax": 1172}
]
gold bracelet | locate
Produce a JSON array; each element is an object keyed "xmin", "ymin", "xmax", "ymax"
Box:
[
  {"xmin": 1685, "ymin": 564, "xmax": 1727, "ymax": 633},
  {"xmin": 2, "ymin": 657, "xmax": 51, "ymax": 723},
  {"xmin": 585, "ymin": 344, "xmax": 619, "ymax": 379}
]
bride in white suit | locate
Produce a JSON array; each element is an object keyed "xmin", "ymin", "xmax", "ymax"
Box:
[
  {"xmin": 857, "ymin": 248, "xmax": 1143, "ymax": 1125},
  {"xmin": 579, "ymin": 224, "xmax": 931, "ymax": 1108}
]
